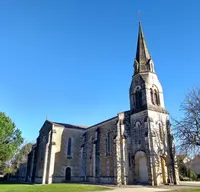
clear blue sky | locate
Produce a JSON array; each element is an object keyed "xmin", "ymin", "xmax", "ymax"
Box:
[{"xmin": 0, "ymin": 0, "xmax": 199, "ymax": 142}]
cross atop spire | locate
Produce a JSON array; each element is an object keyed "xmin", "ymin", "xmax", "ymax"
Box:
[{"xmin": 134, "ymin": 22, "xmax": 154, "ymax": 75}]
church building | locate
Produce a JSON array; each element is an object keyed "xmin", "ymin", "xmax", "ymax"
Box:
[{"xmin": 26, "ymin": 23, "xmax": 179, "ymax": 186}]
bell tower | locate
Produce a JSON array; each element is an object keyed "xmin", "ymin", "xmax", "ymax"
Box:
[
  {"xmin": 129, "ymin": 22, "xmax": 165, "ymax": 114},
  {"xmin": 128, "ymin": 22, "xmax": 179, "ymax": 186}
]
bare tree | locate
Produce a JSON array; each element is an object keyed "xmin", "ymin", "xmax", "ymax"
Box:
[{"xmin": 173, "ymin": 88, "xmax": 200, "ymax": 155}]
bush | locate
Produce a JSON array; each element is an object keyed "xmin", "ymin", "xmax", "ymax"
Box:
[
  {"xmin": 179, "ymin": 174, "xmax": 190, "ymax": 181},
  {"xmin": 189, "ymin": 171, "xmax": 198, "ymax": 181},
  {"xmin": 196, "ymin": 178, "xmax": 200, "ymax": 181}
]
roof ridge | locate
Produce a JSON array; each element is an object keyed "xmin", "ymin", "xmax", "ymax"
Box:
[
  {"xmin": 52, "ymin": 121, "xmax": 88, "ymax": 129},
  {"xmin": 87, "ymin": 116, "xmax": 117, "ymax": 129}
]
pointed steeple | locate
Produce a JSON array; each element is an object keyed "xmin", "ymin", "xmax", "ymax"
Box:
[{"xmin": 134, "ymin": 22, "xmax": 154, "ymax": 75}]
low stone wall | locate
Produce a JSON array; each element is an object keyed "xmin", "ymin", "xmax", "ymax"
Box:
[
  {"xmin": 86, "ymin": 176, "xmax": 114, "ymax": 184},
  {"xmin": 34, "ymin": 177, "xmax": 42, "ymax": 184},
  {"xmin": 52, "ymin": 176, "xmax": 85, "ymax": 183},
  {"xmin": 71, "ymin": 176, "xmax": 85, "ymax": 182},
  {"xmin": 52, "ymin": 176, "xmax": 64, "ymax": 183},
  {"xmin": 100, "ymin": 176, "xmax": 115, "ymax": 184},
  {"xmin": 86, "ymin": 176, "xmax": 95, "ymax": 183}
]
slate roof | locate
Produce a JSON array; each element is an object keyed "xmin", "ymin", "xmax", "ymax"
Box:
[
  {"xmin": 52, "ymin": 121, "xmax": 88, "ymax": 129},
  {"xmin": 136, "ymin": 22, "xmax": 151, "ymax": 66},
  {"xmin": 46, "ymin": 115, "xmax": 117, "ymax": 130}
]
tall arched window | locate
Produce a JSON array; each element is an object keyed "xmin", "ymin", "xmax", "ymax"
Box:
[
  {"xmin": 159, "ymin": 123, "xmax": 163, "ymax": 141},
  {"xmin": 41, "ymin": 136, "xmax": 46, "ymax": 161},
  {"xmin": 138, "ymin": 125, "xmax": 142, "ymax": 136},
  {"xmin": 106, "ymin": 132, "xmax": 111, "ymax": 156},
  {"xmin": 67, "ymin": 138, "xmax": 72, "ymax": 156},
  {"xmin": 136, "ymin": 89, "xmax": 142, "ymax": 109},
  {"xmin": 136, "ymin": 122, "xmax": 142, "ymax": 136},
  {"xmin": 128, "ymin": 153, "xmax": 131, "ymax": 167},
  {"xmin": 150, "ymin": 88, "xmax": 154, "ymax": 104},
  {"xmin": 154, "ymin": 90, "xmax": 160, "ymax": 105}
]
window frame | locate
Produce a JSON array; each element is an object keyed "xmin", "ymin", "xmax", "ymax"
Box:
[
  {"xmin": 154, "ymin": 89, "xmax": 160, "ymax": 105},
  {"xmin": 135, "ymin": 89, "xmax": 142, "ymax": 109},
  {"xmin": 150, "ymin": 88, "xmax": 154, "ymax": 104},
  {"xmin": 67, "ymin": 138, "xmax": 72, "ymax": 157},
  {"xmin": 159, "ymin": 123, "xmax": 163, "ymax": 141},
  {"xmin": 106, "ymin": 132, "xmax": 111, "ymax": 156}
]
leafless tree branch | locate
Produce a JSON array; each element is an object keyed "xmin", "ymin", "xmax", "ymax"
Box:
[{"xmin": 172, "ymin": 88, "xmax": 200, "ymax": 156}]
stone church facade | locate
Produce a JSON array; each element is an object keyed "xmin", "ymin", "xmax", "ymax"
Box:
[{"xmin": 26, "ymin": 23, "xmax": 179, "ymax": 186}]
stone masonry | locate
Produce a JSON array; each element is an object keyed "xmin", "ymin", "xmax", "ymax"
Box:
[{"xmin": 26, "ymin": 22, "xmax": 179, "ymax": 186}]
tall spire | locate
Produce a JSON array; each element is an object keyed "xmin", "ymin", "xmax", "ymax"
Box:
[{"xmin": 134, "ymin": 22, "xmax": 154, "ymax": 75}]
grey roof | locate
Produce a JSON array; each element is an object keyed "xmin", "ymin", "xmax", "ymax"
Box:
[
  {"xmin": 87, "ymin": 116, "xmax": 117, "ymax": 130},
  {"xmin": 136, "ymin": 22, "xmax": 151, "ymax": 66},
  {"xmin": 52, "ymin": 121, "xmax": 88, "ymax": 130},
  {"xmin": 46, "ymin": 115, "xmax": 118, "ymax": 131}
]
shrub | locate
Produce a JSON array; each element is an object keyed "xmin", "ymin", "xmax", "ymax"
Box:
[{"xmin": 189, "ymin": 171, "xmax": 198, "ymax": 181}]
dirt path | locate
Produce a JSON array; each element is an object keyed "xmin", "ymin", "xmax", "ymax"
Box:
[
  {"xmin": 103, "ymin": 182, "xmax": 200, "ymax": 192},
  {"xmin": 108, "ymin": 188, "xmax": 171, "ymax": 192}
]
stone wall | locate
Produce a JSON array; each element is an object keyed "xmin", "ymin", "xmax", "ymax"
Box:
[
  {"xmin": 85, "ymin": 117, "xmax": 117, "ymax": 183},
  {"xmin": 34, "ymin": 121, "xmax": 52, "ymax": 184},
  {"xmin": 30, "ymin": 109, "xmax": 179, "ymax": 186},
  {"xmin": 26, "ymin": 144, "xmax": 36, "ymax": 182},
  {"xmin": 53, "ymin": 125, "xmax": 85, "ymax": 182}
]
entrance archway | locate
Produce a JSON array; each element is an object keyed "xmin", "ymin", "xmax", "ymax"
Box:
[
  {"xmin": 65, "ymin": 167, "xmax": 71, "ymax": 181},
  {"xmin": 135, "ymin": 151, "xmax": 148, "ymax": 183},
  {"xmin": 160, "ymin": 157, "xmax": 167, "ymax": 184}
]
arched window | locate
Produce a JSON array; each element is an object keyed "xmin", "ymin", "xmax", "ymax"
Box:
[
  {"xmin": 136, "ymin": 122, "xmax": 142, "ymax": 136},
  {"xmin": 106, "ymin": 132, "xmax": 111, "ymax": 156},
  {"xmin": 138, "ymin": 125, "xmax": 142, "ymax": 136},
  {"xmin": 150, "ymin": 88, "xmax": 154, "ymax": 104},
  {"xmin": 41, "ymin": 136, "xmax": 46, "ymax": 161},
  {"xmin": 67, "ymin": 138, "xmax": 72, "ymax": 156},
  {"xmin": 159, "ymin": 124, "xmax": 163, "ymax": 141},
  {"xmin": 154, "ymin": 90, "xmax": 160, "ymax": 105},
  {"xmin": 136, "ymin": 89, "xmax": 142, "ymax": 109},
  {"xmin": 128, "ymin": 153, "xmax": 131, "ymax": 167}
]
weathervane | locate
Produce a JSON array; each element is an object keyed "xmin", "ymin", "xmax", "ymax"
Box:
[{"xmin": 138, "ymin": 10, "xmax": 141, "ymax": 22}]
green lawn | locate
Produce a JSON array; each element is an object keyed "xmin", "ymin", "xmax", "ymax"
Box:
[{"xmin": 0, "ymin": 183, "xmax": 112, "ymax": 192}]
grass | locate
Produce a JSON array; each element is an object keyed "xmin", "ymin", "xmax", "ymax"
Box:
[
  {"xmin": 1, "ymin": 182, "xmax": 200, "ymax": 192},
  {"xmin": 0, "ymin": 183, "xmax": 112, "ymax": 192}
]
